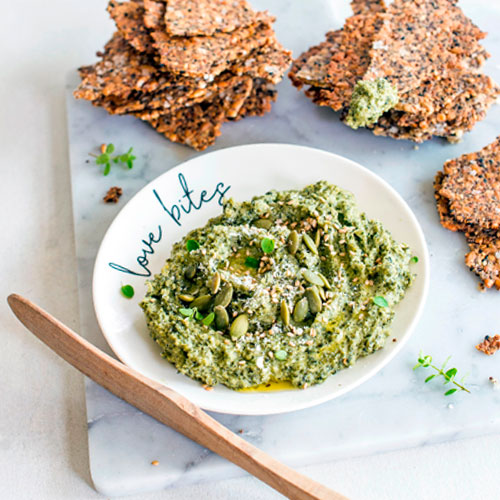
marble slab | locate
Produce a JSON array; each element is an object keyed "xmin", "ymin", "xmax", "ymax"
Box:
[{"xmin": 66, "ymin": 0, "xmax": 500, "ymax": 496}]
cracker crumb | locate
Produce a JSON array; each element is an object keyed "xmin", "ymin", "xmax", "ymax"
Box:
[
  {"xmin": 103, "ymin": 186, "xmax": 123, "ymax": 204},
  {"xmin": 151, "ymin": 460, "xmax": 159, "ymax": 466},
  {"xmin": 476, "ymin": 335, "xmax": 500, "ymax": 355}
]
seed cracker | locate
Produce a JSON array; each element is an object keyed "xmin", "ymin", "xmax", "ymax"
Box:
[
  {"xmin": 234, "ymin": 78, "xmax": 277, "ymax": 119},
  {"xmin": 107, "ymin": 1, "xmax": 155, "ymax": 53},
  {"xmin": 363, "ymin": 0, "xmax": 487, "ymax": 95},
  {"xmin": 440, "ymin": 137, "xmax": 500, "ymax": 229},
  {"xmin": 465, "ymin": 230, "xmax": 500, "ymax": 290},
  {"xmin": 351, "ymin": 0, "xmax": 386, "ymax": 16},
  {"xmin": 151, "ymin": 19, "xmax": 274, "ymax": 78},
  {"xmin": 164, "ymin": 0, "xmax": 262, "ymax": 37}
]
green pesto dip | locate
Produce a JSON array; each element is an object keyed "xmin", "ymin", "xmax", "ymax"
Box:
[
  {"xmin": 141, "ymin": 181, "xmax": 414, "ymax": 390},
  {"xmin": 345, "ymin": 78, "xmax": 399, "ymax": 129}
]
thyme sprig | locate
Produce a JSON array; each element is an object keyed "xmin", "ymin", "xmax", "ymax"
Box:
[
  {"xmin": 413, "ymin": 352, "xmax": 470, "ymax": 396},
  {"xmin": 90, "ymin": 143, "xmax": 136, "ymax": 176}
]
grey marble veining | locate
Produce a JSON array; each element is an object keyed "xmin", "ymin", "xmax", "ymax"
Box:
[{"xmin": 66, "ymin": 0, "xmax": 500, "ymax": 496}]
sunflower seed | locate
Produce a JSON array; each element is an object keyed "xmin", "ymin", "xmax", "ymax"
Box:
[
  {"xmin": 293, "ymin": 297, "xmax": 309, "ymax": 322},
  {"xmin": 214, "ymin": 283, "xmax": 233, "ymax": 308},
  {"xmin": 230, "ymin": 314, "xmax": 248, "ymax": 339},
  {"xmin": 303, "ymin": 233, "xmax": 318, "ymax": 254},
  {"xmin": 214, "ymin": 306, "xmax": 229, "ymax": 330}
]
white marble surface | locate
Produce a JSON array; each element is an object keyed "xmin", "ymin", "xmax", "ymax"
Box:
[
  {"xmin": 63, "ymin": 0, "xmax": 500, "ymax": 497},
  {"xmin": 3, "ymin": 0, "xmax": 500, "ymax": 499}
]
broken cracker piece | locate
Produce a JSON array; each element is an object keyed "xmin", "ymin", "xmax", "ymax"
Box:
[{"xmin": 476, "ymin": 334, "xmax": 500, "ymax": 355}]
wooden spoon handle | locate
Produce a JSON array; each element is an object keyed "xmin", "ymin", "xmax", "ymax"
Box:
[{"xmin": 8, "ymin": 294, "xmax": 348, "ymax": 500}]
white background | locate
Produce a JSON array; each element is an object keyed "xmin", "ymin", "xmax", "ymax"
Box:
[{"xmin": 1, "ymin": 1, "xmax": 500, "ymax": 499}]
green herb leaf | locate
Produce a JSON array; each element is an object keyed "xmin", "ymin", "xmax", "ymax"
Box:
[
  {"xmin": 245, "ymin": 256, "xmax": 260, "ymax": 268},
  {"xmin": 444, "ymin": 367, "xmax": 457, "ymax": 383},
  {"xmin": 261, "ymin": 238, "xmax": 275, "ymax": 254},
  {"xmin": 202, "ymin": 312, "xmax": 215, "ymax": 326},
  {"xmin": 103, "ymin": 162, "xmax": 111, "ymax": 176},
  {"xmin": 444, "ymin": 388, "xmax": 458, "ymax": 396},
  {"xmin": 441, "ymin": 356, "xmax": 451, "ymax": 371},
  {"xmin": 179, "ymin": 308, "xmax": 194, "ymax": 317},
  {"xmin": 373, "ymin": 296, "xmax": 388, "ymax": 308},
  {"xmin": 275, "ymin": 349, "xmax": 287, "ymax": 361},
  {"xmin": 425, "ymin": 374, "xmax": 436, "ymax": 383},
  {"xmin": 121, "ymin": 284, "xmax": 135, "ymax": 298},
  {"xmin": 411, "ymin": 256, "xmax": 419, "ymax": 263},
  {"xmin": 186, "ymin": 239, "xmax": 200, "ymax": 252},
  {"xmin": 195, "ymin": 310, "xmax": 204, "ymax": 321},
  {"xmin": 106, "ymin": 143, "xmax": 115, "ymax": 154}
]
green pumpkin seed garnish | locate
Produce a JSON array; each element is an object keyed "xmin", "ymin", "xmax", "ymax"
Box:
[
  {"xmin": 230, "ymin": 314, "xmax": 249, "ymax": 340},
  {"xmin": 314, "ymin": 229, "xmax": 321, "ymax": 248},
  {"xmin": 293, "ymin": 297, "xmax": 309, "ymax": 322},
  {"xmin": 317, "ymin": 286, "xmax": 326, "ymax": 301},
  {"xmin": 253, "ymin": 218, "xmax": 273, "ymax": 230},
  {"xmin": 306, "ymin": 287, "xmax": 322, "ymax": 314},
  {"xmin": 190, "ymin": 294, "xmax": 212, "ymax": 312},
  {"xmin": 210, "ymin": 272, "xmax": 221, "ymax": 295},
  {"xmin": 303, "ymin": 233, "xmax": 318, "ymax": 255},
  {"xmin": 287, "ymin": 230, "xmax": 299, "ymax": 255},
  {"xmin": 317, "ymin": 272, "xmax": 331, "ymax": 290},
  {"xmin": 214, "ymin": 306, "xmax": 229, "ymax": 330},
  {"xmin": 184, "ymin": 264, "xmax": 197, "ymax": 280},
  {"xmin": 280, "ymin": 300, "xmax": 290, "ymax": 326},
  {"xmin": 301, "ymin": 268, "xmax": 324, "ymax": 286},
  {"xmin": 179, "ymin": 294, "xmax": 195, "ymax": 303},
  {"xmin": 214, "ymin": 283, "xmax": 233, "ymax": 308}
]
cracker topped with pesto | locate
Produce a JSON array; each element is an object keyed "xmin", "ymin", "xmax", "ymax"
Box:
[{"xmin": 141, "ymin": 181, "xmax": 414, "ymax": 390}]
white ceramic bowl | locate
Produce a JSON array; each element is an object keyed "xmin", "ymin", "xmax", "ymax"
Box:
[{"xmin": 93, "ymin": 144, "xmax": 429, "ymax": 415}]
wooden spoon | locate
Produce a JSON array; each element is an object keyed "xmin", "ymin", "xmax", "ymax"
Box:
[{"xmin": 8, "ymin": 294, "xmax": 348, "ymax": 500}]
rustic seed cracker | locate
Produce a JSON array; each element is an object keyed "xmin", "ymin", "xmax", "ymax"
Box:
[
  {"xmin": 143, "ymin": 0, "xmax": 165, "ymax": 29},
  {"xmin": 434, "ymin": 171, "xmax": 469, "ymax": 233},
  {"xmin": 465, "ymin": 230, "xmax": 500, "ymax": 290},
  {"xmin": 440, "ymin": 137, "xmax": 500, "ymax": 230},
  {"xmin": 233, "ymin": 78, "xmax": 277, "ymax": 119},
  {"xmin": 107, "ymin": 1, "xmax": 155, "ymax": 53},
  {"xmin": 164, "ymin": 0, "xmax": 263, "ymax": 37},
  {"xmin": 476, "ymin": 335, "xmax": 500, "ymax": 355},
  {"xmin": 151, "ymin": 19, "xmax": 274, "ymax": 78},
  {"xmin": 364, "ymin": 0, "xmax": 486, "ymax": 96},
  {"xmin": 350, "ymin": 0, "xmax": 386, "ymax": 16}
]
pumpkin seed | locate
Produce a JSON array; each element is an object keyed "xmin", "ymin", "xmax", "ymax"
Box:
[
  {"xmin": 303, "ymin": 233, "xmax": 318, "ymax": 254},
  {"xmin": 230, "ymin": 314, "xmax": 248, "ymax": 339},
  {"xmin": 317, "ymin": 272, "xmax": 331, "ymax": 289},
  {"xmin": 306, "ymin": 287, "xmax": 322, "ymax": 314},
  {"xmin": 214, "ymin": 306, "xmax": 229, "ymax": 330},
  {"xmin": 314, "ymin": 229, "xmax": 321, "ymax": 248},
  {"xmin": 293, "ymin": 297, "xmax": 309, "ymax": 322},
  {"xmin": 301, "ymin": 268, "xmax": 324, "ymax": 286},
  {"xmin": 280, "ymin": 300, "xmax": 290, "ymax": 326},
  {"xmin": 184, "ymin": 264, "xmax": 197, "ymax": 280},
  {"xmin": 214, "ymin": 283, "xmax": 233, "ymax": 308},
  {"xmin": 210, "ymin": 271, "xmax": 221, "ymax": 295},
  {"xmin": 253, "ymin": 218, "xmax": 272, "ymax": 230},
  {"xmin": 287, "ymin": 230, "xmax": 299, "ymax": 255},
  {"xmin": 318, "ymin": 286, "xmax": 326, "ymax": 301},
  {"xmin": 191, "ymin": 294, "xmax": 212, "ymax": 312},
  {"xmin": 179, "ymin": 294, "xmax": 195, "ymax": 303}
]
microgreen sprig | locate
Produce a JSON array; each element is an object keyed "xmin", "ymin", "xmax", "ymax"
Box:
[
  {"xmin": 413, "ymin": 352, "xmax": 470, "ymax": 396},
  {"xmin": 90, "ymin": 144, "xmax": 136, "ymax": 176}
]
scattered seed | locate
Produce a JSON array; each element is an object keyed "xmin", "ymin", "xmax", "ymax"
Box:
[
  {"xmin": 253, "ymin": 218, "xmax": 273, "ymax": 230},
  {"xmin": 303, "ymin": 233, "xmax": 318, "ymax": 254},
  {"xmin": 230, "ymin": 314, "xmax": 249, "ymax": 340},
  {"xmin": 293, "ymin": 297, "xmax": 309, "ymax": 322},
  {"xmin": 306, "ymin": 287, "xmax": 322, "ymax": 314},
  {"xmin": 151, "ymin": 460, "xmax": 159, "ymax": 466},
  {"xmin": 184, "ymin": 264, "xmax": 197, "ymax": 280},
  {"xmin": 287, "ymin": 230, "xmax": 300, "ymax": 255},
  {"xmin": 280, "ymin": 300, "xmax": 290, "ymax": 326},
  {"xmin": 301, "ymin": 268, "xmax": 324, "ymax": 286},
  {"xmin": 179, "ymin": 294, "xmax": 195, "ymax": 303},
  {"xmin": 317, "ymin": 272, "xmax": 331, "ymax": 289},
  {"xmin": 210, "ymin": 272, "xmax": 221, "ymax": 295},
  {"xmin": 214, "ymin": 306, "xmax": 229, "ymax": 330},
  {"xmin": 191, "ymin": 294, "xmax": 212, "ymax": 312},
  {"xmin": 214, "ymin": 283, "xmax": 233, "ymax": 308},
  {"xmin": 314, "ymin": 229, "xmax": 321, "ymax": 248}
]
